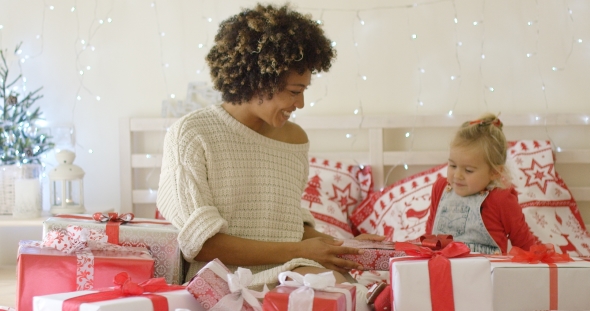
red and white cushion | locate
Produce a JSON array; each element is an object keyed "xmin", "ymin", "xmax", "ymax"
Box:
[
  {"xmin": 350, "ymin": 164, "xmax": 447, "ymax": 242},
  {"xmin": 302, "ymin": 157, "xmax": 373, "ymax": 239},
  {"xmin": 346, "ymin": 165, "xmax": 446, "ymax": 288},
  {"xmin": 509, "ymin": 140, "xmax": 590, "ymax": 256}
]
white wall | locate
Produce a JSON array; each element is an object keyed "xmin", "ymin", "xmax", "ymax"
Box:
[{"xmin": 0, "ymin": 0, "xmax": 589, "ymax": 214}]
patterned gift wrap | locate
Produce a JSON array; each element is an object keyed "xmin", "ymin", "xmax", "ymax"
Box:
[
  {"xmin": 17, "ymin": 240, "xmax": 154, "ymax": 311},
  {"xmin": 43, "ymin": 214, "xmax": 184, "ymax": 284},
  {"xmin": 263, "ymin": 271, "xmax": 356, "ymax": 311},
  {"xmin": 338, "ymin": 239, "xmax": 406, "ymax": 270},
  {"xmin": 187, "ymin": 259, "xmax": 267, "ymax": 311}
]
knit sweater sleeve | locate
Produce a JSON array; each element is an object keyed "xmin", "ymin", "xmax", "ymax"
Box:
[{"xmin": 156, "ymin": 119, "xmax": 228, "ymax": 262}]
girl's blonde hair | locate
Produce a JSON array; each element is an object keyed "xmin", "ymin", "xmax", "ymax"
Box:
[{"xmin": 451, "ymin": 113, "xmax": 511, "ymax": 188}]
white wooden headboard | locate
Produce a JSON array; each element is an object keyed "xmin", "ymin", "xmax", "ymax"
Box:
[{"xmin": 119, "ymin": 114, "xmax": 590, "ymax": 223}]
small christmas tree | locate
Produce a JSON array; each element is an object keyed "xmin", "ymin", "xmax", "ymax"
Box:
[{"xmin": 1, "ymin": 43, "xmax": 54, "ymax": 165}]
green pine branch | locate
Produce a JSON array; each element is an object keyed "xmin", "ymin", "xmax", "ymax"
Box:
[{"xmin": 0, "ymin": 43, "xmax": 54, "ymax": 165}]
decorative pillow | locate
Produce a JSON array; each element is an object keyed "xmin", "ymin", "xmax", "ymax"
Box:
[
  {"xmin": 302, "ymin": 157, "xmax": 373, "ymax": 239},
  {"xmin": 509, "ymin": 140, "xmax": 590, "ymax": 256},
  {"xmin": 350, "ymin": 163, "xmax": 447, "ymax": 242}
]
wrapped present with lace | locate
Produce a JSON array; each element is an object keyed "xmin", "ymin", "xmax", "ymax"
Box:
[
  {"xmin": 187, "ymin": 259, "xmax": 268, "ymax": 311},
  {"xmin": 17, "ymin": 225, "xmax": 154, "ymax": 311},
  {"xmin": 489, "ymin": 244, "xmax": 590, "ymax": 311},
  {"xmin": 337, "ymin": 239, "xmax": 406, "ymax": 270},
  {"xmin": 262, "ymin": 271, "xmax": 356, "ymax": 311},
  {"xmin": 33, "ymin": 272, "xmax": 201, "ymax": 311},
  {"xmin": 389, "ymin": 241, "xmax": 494, "ymax": 311},
  {"xmin": 43, "ymin": 213, "xmax": 183, "ymax": 284}
]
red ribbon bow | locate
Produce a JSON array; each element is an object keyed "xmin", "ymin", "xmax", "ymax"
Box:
[
  {"xmin": 62, "ymin": 272, "xmax": 185, "ymax": 311},
  {"xmin": 91, "ymin": 213, "xmax": 134, "ymax": 244},
  {"xmin": 419, "ymin": 234, "xmax": 454, "ymax": 250},
  {"xmin": 509, "ymin": 243, "xmax": 573, "ymax": 264},
  {"xmin": 113, "ymin": 272, "xmax": 176, "ymax": 295},
  {"xmin": 92, "ymin": 212, "xmax": 134, "ymax": 223},
  {"xmin": 394, "ymin": 241, "xmax": 471, "ymax": 311}
]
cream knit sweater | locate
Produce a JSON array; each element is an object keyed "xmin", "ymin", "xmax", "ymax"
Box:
[{"xmin": 157, "ymin": 104, "xmax": 323, "ymax": 285}]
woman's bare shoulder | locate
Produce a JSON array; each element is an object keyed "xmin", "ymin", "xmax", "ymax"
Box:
[{"xmin": 282, "ymin": 121, "xmax": 308, "ymax": 144}]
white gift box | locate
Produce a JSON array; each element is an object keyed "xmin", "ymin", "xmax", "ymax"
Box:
[
  {"xmin": 33, "ymin": 289, "xmax": 205, "ymax": 311},
  {"xmin": 490, "ymin": 259, "xmax": 590, "ymax": 311},
  {"xmin": 389, "ymin": 257, "xmax": 494, "ymax": 311}
]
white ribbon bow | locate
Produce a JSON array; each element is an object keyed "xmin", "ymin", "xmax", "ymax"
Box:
[
  {"xmin": 43, "ymin": 225, "xmax": 148, "ymax": 255},
  {"xmin": 44, "ymin": 225, "xmax": 108, "ymax": 254},
  {"xmin": 205, "ymin": 261, "xmax": 268, "ymax": 311},
  {"xmin": 277, "ymin": 271, "xmax": 353, "ymax": 311}
]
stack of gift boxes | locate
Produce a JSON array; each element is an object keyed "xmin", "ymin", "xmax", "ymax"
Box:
[
  {"xmin": 16, "ymin": 213, "xmax": 199, "ymax": 311},
  {"xmin": 15, "ymin": 216, "xmax": 590, "ymax": 311},
  {"xmin": 388, "ymin": 235, "xmax": 590, "ymax": 311}
]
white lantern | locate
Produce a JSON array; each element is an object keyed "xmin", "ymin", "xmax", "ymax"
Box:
[{"xmin": 49, "ymin": 150, "xmax": 85, "ymax": 214}]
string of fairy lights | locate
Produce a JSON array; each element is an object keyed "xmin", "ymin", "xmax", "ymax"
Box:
[
  {"xmin": 1, "ymin": 0, "xmax": 588, "ymax": 191},
  {"xmin": 298, "ymin": 0, "xmax": 464, "ymax": 182},
  {"xmin": 529, "ymin": 0, "xmax": 581, "ymax": 151},
  {"xmin": 297, "ymin": 0, "xmax": 587, "ymax": 186},
  {"xmin": 71, "ymin": 1, "xmax": 116, "ymax": 156}
]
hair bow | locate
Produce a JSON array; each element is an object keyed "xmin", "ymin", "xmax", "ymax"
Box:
[{"xmin": 468, "ymin": 118, "xmax": 502, "ymax": 128}]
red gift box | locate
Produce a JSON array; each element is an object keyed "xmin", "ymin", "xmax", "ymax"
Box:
[
  {"xmin": 187, "ymin": 259, "xmax": 267, "ymax": 310},
  {"xmin": 43, "ymin": 213, "xmax": 184, "ymax": 284},
  {"xmin": 16, "ymin": 235, "xmax": 154, "ymax": 311},
  {"xmin": 338, "ymin": 239, "xmax": 406, "ymax": 270},
  {"xmin": 262, "ymin": 271, "xmax": 356, "ymax": 311}
]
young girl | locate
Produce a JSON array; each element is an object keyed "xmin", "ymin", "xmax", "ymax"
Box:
[{"xmin": 424, "ymin": 113, "xmax": 537, "ymax": 254}]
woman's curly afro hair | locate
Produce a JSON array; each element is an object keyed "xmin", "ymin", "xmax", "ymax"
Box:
[{"xmin": 206, "ymin": 3, "xmax": 336, "ymax": 104}]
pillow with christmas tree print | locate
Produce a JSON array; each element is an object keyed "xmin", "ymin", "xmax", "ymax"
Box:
[
  {"xmin": 302, "ymin": 157, "xmax": 373, "ymax": 239},
  {"xmin": 350, "ymin": 163, "xmax": 447, "ymax": 242},
  {"xmin": 509, "ymin": 140, "xmax": 590, "ymax": 256}
]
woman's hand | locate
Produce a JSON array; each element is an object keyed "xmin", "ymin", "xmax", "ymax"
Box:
[{"xmin": 296, "ymin": 237, "xmax": 365, "ymax": 274}]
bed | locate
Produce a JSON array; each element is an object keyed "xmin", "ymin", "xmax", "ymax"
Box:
[
  {"xmin": 119, "ymin": 111, "xmax": 590, "ymax": 293},
  {"xmin": 119, "ymin": 113, "xmax": 590, "ymax": 221},
  {"xmin": 123, "ymin": 114, "xmax": 589, "ymax": 241}
]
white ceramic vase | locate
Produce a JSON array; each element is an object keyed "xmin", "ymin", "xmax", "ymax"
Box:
[{"xmin": 0, "ymin": 164, "xmax": 43, "ymax": 218}]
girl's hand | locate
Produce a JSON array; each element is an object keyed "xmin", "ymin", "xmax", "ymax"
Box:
[
  {"xmin": 353, "ymin": 233, "xmax": 387, "ymax": 242},
  {"xmin": 297, "ymin": 237, "xmax": 365, "ymax": 274}
]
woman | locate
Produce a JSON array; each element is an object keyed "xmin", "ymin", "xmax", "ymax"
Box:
[{"xmin": 157, "ymin": 3, "xmax": 382, "ymax": 308}]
